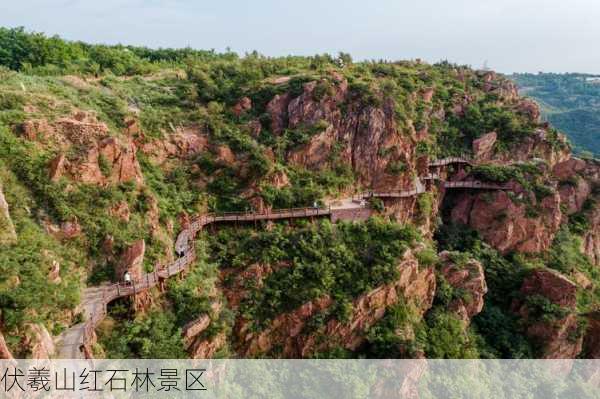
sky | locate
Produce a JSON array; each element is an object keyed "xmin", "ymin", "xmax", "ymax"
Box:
[{"xmin": 1, "ymin": 0, "xmax": 599, "ymax": 73}]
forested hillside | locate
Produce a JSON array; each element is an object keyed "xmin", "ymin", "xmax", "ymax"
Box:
[
  {"xmin": 0, "ymin": 27, "xmax": 598, "ymax": 362},
  {"xmin": 511, "ymin": 72, "xmax": 600, "ymax": 156}
]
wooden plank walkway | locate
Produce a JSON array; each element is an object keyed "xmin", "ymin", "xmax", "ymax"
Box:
[{"xmin": 54, "ymin": 155, "xmax": 508, "ymax": 358}]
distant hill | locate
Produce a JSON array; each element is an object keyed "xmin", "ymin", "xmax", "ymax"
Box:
[{"xmin": 510, "ymin": 73, "xmax": 600, "ymax": 156}]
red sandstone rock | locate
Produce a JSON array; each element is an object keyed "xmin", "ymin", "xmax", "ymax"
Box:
[
  {"xmin": 583, "ymin": 312, "xmax": 600, "ymax": 358},
  {"xmin": 451, "ymin": 189, "xmax": 562, "ymax": 254},
  {"xmin": 19, "ymin": 119, "xmax": 55, "ymax": 141},
  {"xmin": 0, "ymin": 332, "xmax": 13, "ymax": 359},
  {"xmin": 552, "ymin": 158, "xmax": 587, "ymax": 181},
  {"xmin": 558, "ymin": 179, "xmax": 591, "ymax": 215},
  {"xmin": 439, "ymin": 251, "xmax": 487, "ymax": 325},
  {"xmin": 48, "ymin": 154, "xmax": 67, "ymax": 181},
  {"xmin": 23, "ymin": 324, "xmax": 55, "ymax": 359},
  {"xmin": 123, "ymin": 117, "xmax": 141, "ymax": 135},
  {"xmin": 110, "ymin": 201, "xmax": 130, "ymax": 222},
  {"xmin": 60, "ymin": 220, "xmax": 82, "ymax": 239},
  {"xmin": 513, "ymin": 269, "xmax": 582, "ymax": 359},
  {"xmin": 117, "ymin": 240, "xmax": 145, "ymax": 280},
  {"xmin": 183, "ymin": 315, "xmax": 211, "ymax": 348},
  {"xmin": 0, "ymin": 183, "xmax": 16, "ymax": 244},
  {"xmin": 582, "ymin": 207, "xmax": 600, "ymax": 266},
  {"xmin": 266, "ymin": 93, "xmax": 291, "ymax": 135},
  {"xmin": 472, "ymin": 131, "xmax": 496, "ymax": 160},
  {"xmin": 520, "ymin": 268, "xmax": 578, "ymax": 308},
  {"xmin": 232, "ymin": 97, "xmax": 252, "ymax": 116},
  {"xmin": 189, "ymin": 332, "xmax": 226, "ymax": 359},
  {"xmin": 237, "ymin": 249, "xmax": 436, "ymax": 357},
  {"xmin": 517, "ymin": 99, "xmax": 541, "ymax": 122}
]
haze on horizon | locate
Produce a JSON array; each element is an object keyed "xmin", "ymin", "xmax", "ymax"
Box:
[{"xmin": 1, "ymin": 0, "xmax": 598, "ymax": 74}]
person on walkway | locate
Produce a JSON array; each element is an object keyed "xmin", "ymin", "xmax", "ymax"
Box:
[
  {"xmin": 124, "ymin": 271, "xmax": 132, "ymax": 285},
  {"xmin": 313, "ymin": 201, "xmax": 319, "ymax": 208}
]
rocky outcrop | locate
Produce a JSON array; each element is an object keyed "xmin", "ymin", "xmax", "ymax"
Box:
[
  {"xmin": 265, "ymin": 73, "xmax": 416, "ymax": 191},
  {"xmin": 0, "ymin": 183, "xmax": 16, "ymax": 245},
  {"xmin": 493, "ymin": 128, "xmax": 570, "ymax": 167},
  {"xmin": 472, "ymin": 131, "xmax": 496, "ymax": 161},
  {"xmin": 117, "ymin": 240, "xmax": 153, "ymax": 311},
  {"xmin": 517, "ymin": 98, "xmax": 541, "ymax": 122},
  {"xmin": 512, "ymin": 269, "xmax": 583, "ymax": 359},
  {"xmin": 266, "ymin": 93, "xmax": 291, "ymax": 135},
  {"xmin": 552, "ymin": 158, "xmax": 600, "ymax": 265},
  {"xmin": 48, "ymin": 260, "xmax": 61, "ymax": 284},
  {"xmin": 237, "ymin": 249, "xmax": 436, "ymax": 357},
  {"xmin": 117, "ymin": 240, "xmax": 145, "ymax": 280},
  {"xmin": 183, "ymin": 315, "xmax": 211, "ymax": 348},
  {"xmin": 110, "ymin": 201, "xmax": 130, "ymax": 222},
  {"xmin": 0, "ymin": 332, "xmax": 13, "ymax": 359},
  {"xmin": 450, "ymin": 189, "xmax": 562, "ymax": 254},
  {"xmin": 189, "ymin": 332, "xmax": 226, "ymax": 359},
  {"xmin": 137, "ymin": 126, "xmax": 208, "ymax": 164},
  {"xmin": 439, "ymin": 251, "xmax": 487, "ymax": 325},
  {"xmin": 23, "ymin": 324, "xmax": 55, "ymax": 359},
  {"xmin": 232, "ymin": 97, "xmax": 252, "ymax": 116},
  {"xmin": 519, "ymin": 269, "xmax": 578, "ymax": 308},
  {"xmin": 552, "ymin": 158, "xmax": 587, "ymax": 182},
  {"xmin": 50, "ymin": 136, "xmax": 143, "ymax": 185},
  {"xmin": 582, "ymin": 207, "xmax": 600, "ymax": 266},
  {"xmin": 583, "ymin": 312, "xmax": 600, "ymax": 359}
]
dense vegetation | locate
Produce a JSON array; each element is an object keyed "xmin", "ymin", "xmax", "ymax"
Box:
[
  {"xmin": 510, "ymin": 73, "xmax": 600, "ymax": 155},
  {"xmin": 0, "ymin": 27, "xmax": 597, "ymax": 361}
]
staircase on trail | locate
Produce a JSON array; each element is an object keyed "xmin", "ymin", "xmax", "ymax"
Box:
[{"xmin": 54, "ymin": 155, "xmax": 507, "ymax": 359}]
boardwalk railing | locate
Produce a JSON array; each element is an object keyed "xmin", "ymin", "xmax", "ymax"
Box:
[
  {"xmin": 443, "ymin": 181, "xmax": 512, "ymax": 190},
  {"xmin": 73, "ymin": 155, "xmax": 515, "ymax": 357},
  {"xmin": 429, "ymin": 154, "xmax": 473, "ymax": 167}
]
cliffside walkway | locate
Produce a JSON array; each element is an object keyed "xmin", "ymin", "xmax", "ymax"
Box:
[
  {"xmin": 56, "ymin": 207, "xmax": 337, "ymax": 358},
  {"xmin": 54, "ymin": 155, "xmax": 503, "ymax": 359}
]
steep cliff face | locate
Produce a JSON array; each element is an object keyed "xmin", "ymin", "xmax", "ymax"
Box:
[
  {"xmin": 512, "ymin": 269, "xmax": 583, "ymax": 359},
  {"xmin": 450, "ymin": 189, "xmax": 562, "ymax": 254},
  {"xmin": 1, "ymin": 37, "xmax": 599, "ymax": 361},
  {"xmin": 0, "ymin": 183, "xmax": 16, "ymax": 245},
  {"xmin": 234, "ymin": 249, "xmax": 435, "ymax": 358},
  {"xmin": 439, "ymin": 251, "xmax": 487, "ymax": 325},
  {"xmin": 267, "ymin": 74, "xmax": 417, "ymax": 192}
]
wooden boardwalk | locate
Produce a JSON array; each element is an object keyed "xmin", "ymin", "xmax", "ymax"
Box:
[{"xmin": 54, "ymin": 155, "xmax": 506, "ymax": 358}]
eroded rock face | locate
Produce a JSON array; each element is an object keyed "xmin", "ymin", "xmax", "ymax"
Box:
[
  {"xmin": 517, "ymin": 99, "xmax": 541, "ymax": 122},
  {"xmin": 451, "ymin": 189, "xmax": 562, "ymax": 254},
  {"xmin": 582, "ymin": 208, "xmax": 600, "ymax": 266},
  {"xmin": 552, "ymin": 158, "xmax": 587, "ymax": 181},
  {"xmin": 117, "ymin": 240, "xmax": 154, "ymax": 311},
  {"xmin": 50, "ymin": 136, "xmax": 144, "ymax": 185},
  {"xmin": 266, "ymin": 74, "xmax": 416, "ymax": 191},
  {"xmin": 493, "ymin": 129, "xmax": 570, "ymax": 167},
  {"xmin": 583, "ymin": 312, "xmax": 600, "ymax": 358},
  {"xmin": 117, "ymin": 240, "xmax": 145, "ymax": 280},
  {"xmin": 183, "ymin": 315, "xmax": 211, "ymax": 348},
  {"xmin": 232, "ymin": 97, "xmax": 252, "ymax": 116},
  {"xmin": 138, "ymin": 126, "xmax": 208, "ymax": 164},
  {"xmin": 439, "ymin": 251, "xmax": 487, "ymax": 325},
  {"xmin": 236, "ymin": 249, "xmax": 436, "ymax": 358},
  {"xmin": 0, "ymin": 183, "xmax": 16, "ymax": 245},
  {"xmin": 0, "ymin": 332, "xmax": 13, "ymax": 359},
  {"xmin": 23, "ymin": 324, "xmax": 55, "ymax": 359},
  {"xmin": 189, "ymin": 332, "xmax": 226, "ymax": 359},
  {"xmin": 512, "ymin": 269, "xmax": 583, "ymax": 359},
  {"xmin": 472, "ymin": 131, "xmax": 497, "ymax": 161},
  {"xmin": 519, "ymin": 269, "xmax": 577, "ymax": 308}
]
